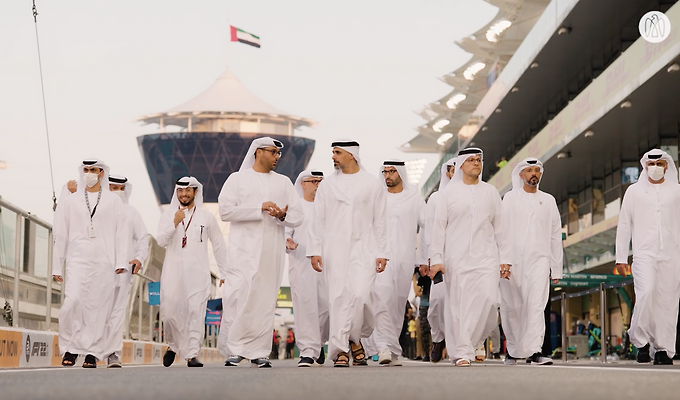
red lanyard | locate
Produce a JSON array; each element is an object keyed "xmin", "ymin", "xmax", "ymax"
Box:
[{"xmin": 181, "ymin": 206, "xmax": 196, "ymax": 248}]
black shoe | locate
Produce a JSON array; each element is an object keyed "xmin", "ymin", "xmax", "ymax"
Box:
[
  {"xmin": 422, "ymin": 355, "xmax": 430, "ymax": 362},
  {"xmin": 163, "ymin": 349, "xmax": 176, "ymax": 367},
  {"xmin": 637, "ymin": 344, "xmax": 652, "ymax": 364},
  {"xmin": 492, "ymin": 353, "xmax": 501, "ymax": 359},
  {"xmin": 654, "ymin": 351, "xmax": 674, "ymax": 365},
  {"xmin": 251, "ymin": 358, "xmax": 272, "ymax": 368},
  {"xmin": 317, "ymin": 347, "xmax": 325, "ymax": 365},
  {"xmin": 528, "ymin": 352, "xmax": 553, "ymax": 365},
  {"xmin": 298, "ymin": 357, "xmax": 314, "ymax": 367},
  {"xmin": 187, "ymin": 357, "xmax": 203, "ymax": 367},
  {"xmin": 430, "ymin": 340, "xmax": 445, "ymax": 363}
]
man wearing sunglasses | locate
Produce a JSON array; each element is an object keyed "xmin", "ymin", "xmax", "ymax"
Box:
[
  {"xmin": 286, "ymin": 169, "xmax": 329, "ymax": 367},
  {"xmin": 218, "ymin": 137, "xmax": 304, "ymax": 368},
  {"xmin": 364, "ymin": 160, "xmax": 427, "ymax": 366}
]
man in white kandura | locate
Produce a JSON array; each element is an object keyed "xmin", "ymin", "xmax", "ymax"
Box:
[
  {"xmin": 286, "ymin": 169, "xmax": 330, "ymax": 367},
  {"xmin": 218, "ymin": 137, "xmax": 304, "ymax": 368},
  {"xmin": 52, "ymin": 159, "xmax": 128, "ymax": 368},
  {"xmin": 157, "ymin": 176, "xmax": 227, "ymax": 368},
  {"xmin": 429, "ymin": 148, "xmax": 511, "ymax": 367},
  {"xmin": 102, "ymin": 175, "xmax": 149, "ymax": 367},
  {"xmin": 423, "ymin": 157, "xmax": 455, "ymax": 363},
  {"xmin": 500, "ymin": 158, "xmax": 562, "ymax": 366},
  {"xmin": 365, "ymin": 160, "xmax": 427, "ymax": 366},
  {"xmin": 615, "ymin": 149, "xmax": 680, "ymax": 365},
  {"xmin": 308, "ymin": 140, "xmax": 390, "ymax": 367},
  {"xmin": 62, "ymin": 174, "xmax": 149, "ymax": 368}
]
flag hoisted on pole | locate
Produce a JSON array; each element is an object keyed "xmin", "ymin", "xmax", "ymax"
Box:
[{"xmin": 230, "ymin": 26, "xmax": 261, "ymax": 48}]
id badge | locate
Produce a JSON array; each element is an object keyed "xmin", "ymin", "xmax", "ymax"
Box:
[{"xmin": 88, "ymin": 225, "xmax": 97, "ymax": 238}]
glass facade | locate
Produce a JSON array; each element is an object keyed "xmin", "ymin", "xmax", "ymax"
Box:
[{"xmin": 137, "ymin": 132, "xmax": 316, "ymax": 205}]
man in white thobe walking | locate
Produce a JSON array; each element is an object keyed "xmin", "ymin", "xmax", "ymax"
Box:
[
  {"xmin": 62, "ymin": 174, "xmax": 149, "ymax": 367},
  {"xmin": 429, "ymin": 148, "xmax": 511, "ymax": 367},
  {"xmin": 308, "ymin": 140, "xmax": 390, "ymax": 367},
  {"xmin": 366, "ymin": 160, "xmax": 427, "ymax": 366},
  {"xmin": 615, "ymin": 149, "xmax": 680, "ymax": 365},
  {"xmin": 286, "ymin": 169, "xmax": 330, "ymax": 367},
  {"xmin": 218, "ymin": 137, "xmax": 304, "ymax": 368},
  {"xmin": 157, "ymin": 176, "xmax": 227, "ymax": 367},
  {"xmin": 500, "ymin": 157, "xmax": 562, "ymax": 366},
  {"xmin": 423, "ymin": 158, "xmax": 455, "ymax": 363},
  {"xmin": 52, "ymin": 159, "xmax": 128, "ymax": 368}
]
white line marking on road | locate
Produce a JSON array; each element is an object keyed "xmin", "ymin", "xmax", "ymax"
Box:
[{"xmin": 0, "ymin": 364, "xmax": 163, "ymax": 374}]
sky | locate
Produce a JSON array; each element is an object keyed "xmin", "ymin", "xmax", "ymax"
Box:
[{"xmin": 0, "ymin": 0, "xmax": 498, "ymax": 233}]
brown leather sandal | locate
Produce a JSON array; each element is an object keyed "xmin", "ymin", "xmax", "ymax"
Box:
[
  {"xmin": 334, "ymin": 352, "xmax": 350, "ymax": 367},
  {"xmin": 350, "ymin": 341, "xmax": 368, "ymax": 366}
]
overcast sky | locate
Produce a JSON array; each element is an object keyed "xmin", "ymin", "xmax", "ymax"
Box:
[{"xmin": 1, "ymin": 0, "xmax": 497, "ymax": 232}]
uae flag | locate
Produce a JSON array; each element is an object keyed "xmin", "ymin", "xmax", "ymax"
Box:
[{"xmin": 230, "ymin": 26, "xmax": 260, "ymax": 48}]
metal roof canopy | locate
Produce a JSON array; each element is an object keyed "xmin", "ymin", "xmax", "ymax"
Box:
[
  {"xmin": 470, "ymin": 0, "xmax": 667, "ymax": 177},
  {"xmin": 136, "ymin": 68, "xmax": 316, "ymax": 130}
]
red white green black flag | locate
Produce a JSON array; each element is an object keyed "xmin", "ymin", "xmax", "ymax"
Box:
[{"xmin": 230, "ymin": 26, "xmax": 260, "ymax": 48}]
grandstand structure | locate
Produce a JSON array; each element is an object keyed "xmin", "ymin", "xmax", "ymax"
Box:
[{"xmin": 406, "ymin": 0, "xmax": 680, "ymax": 347}]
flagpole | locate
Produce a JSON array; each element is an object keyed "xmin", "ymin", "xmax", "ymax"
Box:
[{"xmin": 226, "ymin": 1, "xmax": 232, "ymax": 67}]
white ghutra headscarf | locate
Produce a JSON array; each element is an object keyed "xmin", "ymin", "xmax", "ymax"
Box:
[
  {"xmin": 170, "ymin": 176, "xmax": 204, "ymax": 208},
  {"xmin": 510, "ymin": 157, "xmax": 544, "ymax": 192},
  {"xmin": 108, "ymin": 175, "xmax": 132, "ymax": 204},
  {"xmin": 380, "ymin": 160, "xmax": 412, "ymax": 191},
  {"xmin": 239, "ymin": 137, "xmax": 285, "ymax": 172}
]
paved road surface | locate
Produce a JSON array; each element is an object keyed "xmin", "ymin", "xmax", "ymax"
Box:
[{"xmin": 2, "ymin": 359, "xmax": 680, "ymax": 400}]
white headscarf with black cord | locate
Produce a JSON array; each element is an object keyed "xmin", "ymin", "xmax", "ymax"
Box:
[
  {"xmin": 439, "ymin": 157, "xmax": 457, "ymax": 191},
  {"xmin": 451, "ymin": 147, "xmax": 484, "ymax": 184},
  {"xmin": 638, "ymin": 149, "xmax": 678, "ymax": 186},
  {"xmin": 108, "ymin": 175, "xmax": 132, "ymax": 204},
  {"xmin": 239, "ymin": 137, "xmax": 285, "ymax": 172},
  {"xmin": 331, "ymin": 140, "xmax": 365, "ymax": 171},
  {"xmin": 294, "ymin": 169, "xmax": 325, "ymax": 198},
  {"xmin": 380, "ymin": 160, "xmax": 412, "ymax": 191},
  {"xmin": 510, "ymin": 157, "xmax": 544, "ymax": 192},
  {"xmin": 170, "ymin": 176, "xmax": 204, "ymax": 209}
]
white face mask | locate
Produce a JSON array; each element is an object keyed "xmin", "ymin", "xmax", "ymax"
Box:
[
  {"xmin": 648, "ymin": 165, "xmax": 666, "ymax": 182},
  {"xmin": 83, "ymin": 172, "xmax": 100, "ymax": 188},
  {"xmin": 112, "ymin": 190, "xmax": 126, "ymax": 201}
]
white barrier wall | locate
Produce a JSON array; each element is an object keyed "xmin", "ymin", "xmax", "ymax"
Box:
[{"xmin": 0, "ymin": 327, "xmax": 220, "ymax": 368}]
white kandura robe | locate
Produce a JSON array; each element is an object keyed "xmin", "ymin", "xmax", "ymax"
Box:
[
  {"xmin": 307, "ymin": 170, "xmax": 390, "ymax": 360},
  {"xmin": 102, "ymin": 204, "xmax": 148, "ymax": 359},
  {"xmin": 53, "ymin": 190, "xmax": 128, "ymax": 360},
  {"xmin": 217, "ymin": 169, "xmax": 303, "ymax": 360},
  {"xmin": 424, "ymin": 191, "xmax": 448, "ymax": 343},
  {"xmin": 286, "ymin": 200, "xmax": 329, "ymax": 360},
  {"xmin": 365, "ymin": 188, "xmax": 427, "ymax": 357},
  {"xmin": 616, "ymin": 182, "xmax": 680, "ymax": 356},
  {"xmin": 500, "ymin": 189, "xmax": 562, "ymax": 358},
  {"xmin": 430, "ymin": 180, "xmax": 511, "ymax": 361},
  {"xmin": 157, "ymin": 207, "xmax": 227, "ymax": 360}
]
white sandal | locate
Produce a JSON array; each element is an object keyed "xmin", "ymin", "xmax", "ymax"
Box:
[{"xmin": 455, "ymin": 358, "xmax": 471, "ymax": 367}]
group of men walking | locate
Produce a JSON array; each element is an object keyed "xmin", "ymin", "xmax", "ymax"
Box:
[{"xmin": 52, "ymin": 140, "xmax": 680, "ymax": 368}]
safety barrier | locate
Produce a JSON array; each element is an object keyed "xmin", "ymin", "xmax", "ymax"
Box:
[{"xmin": 0, "ymin": 326, "xmax": 221, "ymax": 368}]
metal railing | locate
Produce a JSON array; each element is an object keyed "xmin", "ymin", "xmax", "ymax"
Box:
[
  {"xmin": 551, "ymin": 278, "xmax": 633, "ymax": 363},
  {"xmin": 0, "ymin": 196, "xmax": 58, "ymax": 330}
]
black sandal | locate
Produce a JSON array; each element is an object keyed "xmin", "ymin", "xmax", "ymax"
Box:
[
  {"xmin": 62, "ymin": 352, "xmax": 77, "ymax": 367},
  {"xmin": 82, "ymin": 354, "xmax": 97, "ymax": 368},
  {"xmin": 349, "ymin": 341, "xmax": 368, "ymax": 366},
  {"xmin": 334, "ymin": 352, "xmax": 350, "ymax": 368}
]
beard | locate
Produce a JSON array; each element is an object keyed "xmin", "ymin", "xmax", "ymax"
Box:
[
  {"xmin": 179, "ymin": 199, "xmax": 193, "ymax": 207},
  {"xmin": 526, "ymin": 177, "xmax": 539, "ymax": 187}
]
